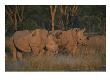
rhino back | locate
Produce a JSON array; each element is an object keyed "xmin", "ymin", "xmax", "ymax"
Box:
[{"xmin": 13, "ymin": 30, "xmax": 31, "ymax": 52}]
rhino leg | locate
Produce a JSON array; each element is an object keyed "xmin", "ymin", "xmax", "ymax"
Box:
[
  {"xmin": 46, "ymin": 51, "xmax": 52, "ymax": 56},
  {"xmin": 39, "ymin": 49, "xmax": 45, "ymax": 56},
  {"xmin": 17, "ymin": 51, "xmax": 22, "ymax": 61},
  {"xmin": 12, "ymin": 45, "xmax": 17, "ymax": 61},
  {"xmin": 31, "ymin": 47, "xmax": 39, "ymax": 56},
  {"xmin": 66, "ymin": 44, "xmax": 77, "ymax": 56},
  {"xmin": 11, "ymin": 36, "xmax": 23, "ymax": 61},
  {"xmin": 71, "ymin": 46, "xmax": 78, "ymax": 56},
  {"xmin": 12, "ymin": 43, "xmax": 23, "ymax": 61},
  {"xmin": 10, "ymin": 36, "xmax": 17, "ymax": 61}
]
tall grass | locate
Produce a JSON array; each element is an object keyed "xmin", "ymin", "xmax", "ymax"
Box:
[{"xmin": 5, "ymin": 35, "xmax": 106, "ymax": 71}]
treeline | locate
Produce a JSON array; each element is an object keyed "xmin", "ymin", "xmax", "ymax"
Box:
[{"xmin": 5, "ymin": 5, "xmax": 106, "ymax": 36}]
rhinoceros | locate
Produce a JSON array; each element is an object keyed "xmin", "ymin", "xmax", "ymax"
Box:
[
  {"xmin": 55, "ymin": 28, "xmax": 88, "ymax": 55},
  {"xmin": 10, "ymin": 29, "xmax": 48, "ymax": 61},
  {"xmin": 46, "ymin": 32, "xmax": 59, "ymax": 55}
]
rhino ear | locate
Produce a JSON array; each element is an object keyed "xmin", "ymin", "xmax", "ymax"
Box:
[
  {"xmin": 74, "ymin": 28, "xmax": 79, "ymax": 32},
  {"xmin": 82, "ymin": 28, "xmax": 86, "ymax": 32},
  {"xmin": 31, "ymin": 30, "xmax": 36, "ymax": 36}
]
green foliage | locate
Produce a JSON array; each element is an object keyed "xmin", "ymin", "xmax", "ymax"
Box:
[
  {"xmin": 80, "ymin": 15, "xmax": 103, "ymax": 32},
  {"xmin": 5, "ymin": 5, "xmax": 106, "ymax": 36},
  {"xmin": 18, "ymin": 19, "xmax": 38, "ymax": 30}
]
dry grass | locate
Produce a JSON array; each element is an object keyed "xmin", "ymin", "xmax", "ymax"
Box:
[{"xmin": 5, "ymin": 35, "xmax": 106, "ymax": 71}]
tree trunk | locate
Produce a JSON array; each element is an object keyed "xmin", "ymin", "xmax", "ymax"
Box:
[
  {"xmin": 5, "ymin": 5, "xmax": 24, "ymax": 31},
  {"xmin": 52, "ymin": 15, "xmax": 55, "ymax": 32},
  {"xmin": 60, "ymin": 5, "xmax": 67, "ymax": 30},
  {"xmin": 14, "ymin": 6, "xmax": 17, "ymax": 30},
  {"xmin": 58, "ymin": 16, "xmax": 61, "ymax": 30},
  {"xmin": 50, "ymin": 6, "xmax": 57, "ymax": 32},
  {"xmin": 14, "ymin": 13, "xmax": 17, "ymax": 30}
]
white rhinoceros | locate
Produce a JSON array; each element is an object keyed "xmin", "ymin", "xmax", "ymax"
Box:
[
  {"xmin": 55, "ymin": 28, "xmax": 88, "ymax": 55},
  {"xmin": 46, "ymin": 33, "xmax": 59, "ymax": 55},
  {"xmin": 10, "ymin": 29, "xmax": 48, "ymax": 61}
]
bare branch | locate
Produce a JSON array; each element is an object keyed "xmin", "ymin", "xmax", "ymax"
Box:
[
  {"xmin": 72, "ymin": 5, "xmax": 78, "ymax": 16},
  {"xmin": 21, "ymin": 6, "xmax": 24, "ymax": 21},
  {"xmin": 16, "ymin": 6, "xmax": 22, "ymax": 22},
  {"xmin": 50, "ymin": 5, "xmax": 53, "ymax": 15},
  {"xmin": 74, "ymin": 6, "xmax": 78, "ymax": 16},
  {"xmin": 7, "ymin": 6, "xmax": 13, "ymax": 14},
  {"xmin": 50, "ymin": 5, "xmax": 57, "ymax": 32},
  {"xmin": 61, "ymin": 5, "xmax": 67, "ymax": 16},
  {"xmin": 5, "ymin": 7, "xmax": 14, "ymax": 25},
  {"xmin": 53, "ymin": 5, "xmax": 57, "ymax": 14}
]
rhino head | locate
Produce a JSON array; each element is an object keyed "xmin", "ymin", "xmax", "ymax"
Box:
[
  {"xmin": 74, "ymin": 28, "xmax": 88, "ymax": 46},
  {"xmin": 46, "ymin": 33, "xmax": 59, "ymax": 55}
]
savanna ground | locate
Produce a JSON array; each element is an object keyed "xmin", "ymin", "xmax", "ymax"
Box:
[{"xmin": 5, "ymin": 34, "xmax": 106, "ymax": 71}]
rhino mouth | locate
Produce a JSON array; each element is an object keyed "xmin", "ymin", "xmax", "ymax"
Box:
[{"xmin": 43, "ymin": 46, "xmax": 48, "ymax": 51}]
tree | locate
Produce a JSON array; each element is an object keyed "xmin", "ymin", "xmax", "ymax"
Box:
[
  {"xmin": 66, "ymin": 5, "xmax": 79, "ymax": 28},
  {"xmin": 71, "ymin": 5, "xmax": 79, "ymax": 16},
  {"xmin": 5, "ymin": 5, "xmax": 24, "ymax": 30},
  {"xmin": 59, "ymin": 5, "xmax": 79, "ymax": 30},
  {"xmin": 50, "ymin": 5, "xmax": 57, "ymax": 32},
  {"xmin": 60, "ymin": 5, "xmax": 67, "ymax": 30}
]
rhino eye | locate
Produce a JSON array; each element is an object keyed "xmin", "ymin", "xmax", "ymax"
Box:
[{"xmin": 79, "ymin": 39, "xmax": 81, "ymax": 40}]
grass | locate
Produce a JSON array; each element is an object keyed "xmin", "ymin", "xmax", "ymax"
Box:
[{"xmin": 5, "ymin": 35, "xmax": 106, "ymax": 71}]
